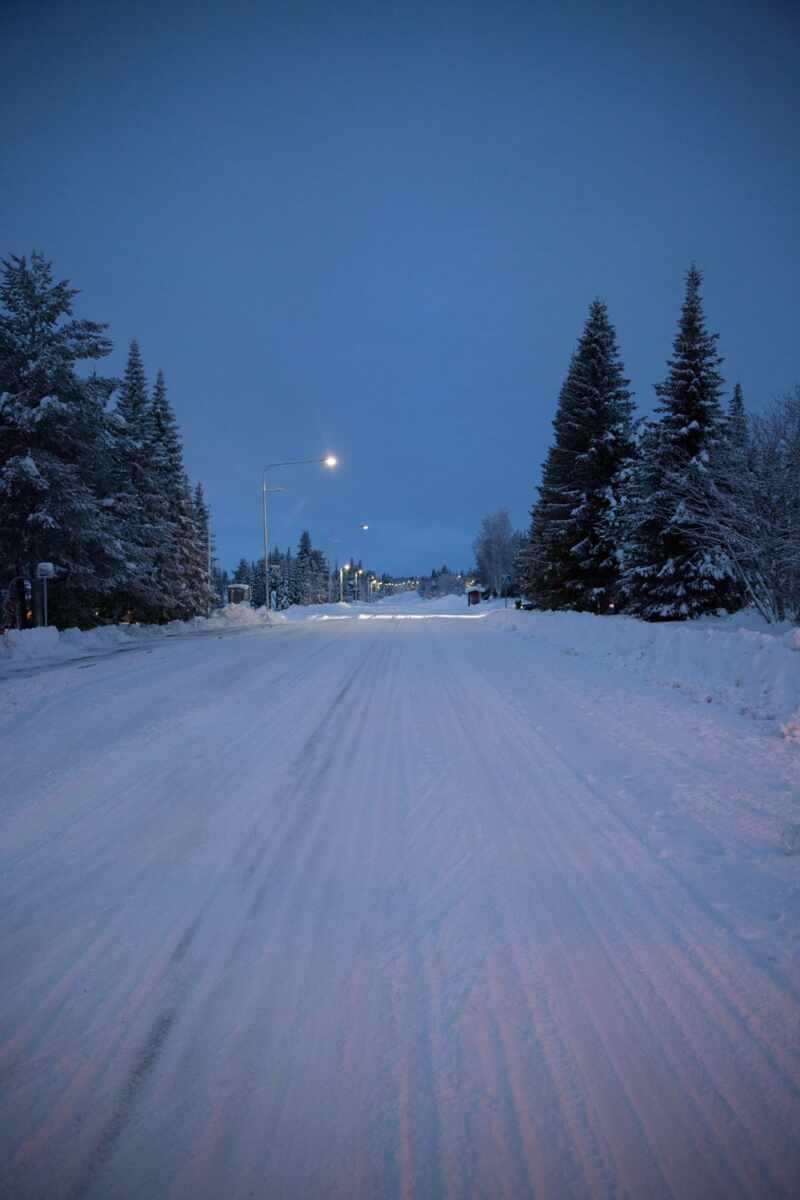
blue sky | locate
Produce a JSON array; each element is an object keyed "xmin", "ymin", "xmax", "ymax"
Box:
[{"xmin": 3, "ymin": 0, "xmax": 798, "ymax": 575}]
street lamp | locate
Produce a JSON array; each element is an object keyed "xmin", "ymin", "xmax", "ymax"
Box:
[
  {"xmin": 339, "ymin": 561, "xmax": 351, "ymax": 603},
  {"xmin": 262, "ymin": 455, "xmax": 337, "ymax": 612}
]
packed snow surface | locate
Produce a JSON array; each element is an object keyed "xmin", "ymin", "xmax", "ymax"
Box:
[{"xmin": 1, "ymin": 594, "xmax": 799, "ymax": 1197}]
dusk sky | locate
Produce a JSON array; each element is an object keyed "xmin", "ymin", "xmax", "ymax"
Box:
[{"xmin": 3, "ymin": 0, "xmax": 798, "ymax": 576}]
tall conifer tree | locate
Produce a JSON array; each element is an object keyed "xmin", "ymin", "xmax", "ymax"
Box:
[
  {"xmin": 0, "ymin": 253, "xmax": 122, "ymax": 626},
  {"xmin": 149, "ymin": 370, "xmax": 190, "ymax": 619},
  {"xmin": 523, "ymin": 299, "xmax": 635, "ymax": 611},
  {"xmin": 622, "ymin": 266, "xmax": 735, "ymax": 619}
]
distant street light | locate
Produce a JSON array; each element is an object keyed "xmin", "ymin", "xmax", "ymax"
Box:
[
  {"xmin": 262, "ymin": 455, "xmax": 338, "ymax": 612},
  {"xmin": 339, "ymin": 561, "xmax": 351, "ymax": 603}
]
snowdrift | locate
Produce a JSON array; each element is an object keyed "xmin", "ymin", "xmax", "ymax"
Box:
[
  {"xmin": 0, "ymin": 603, "xmax": 270, "ymax": 668},
  {"xmin": 489, "ymin": 608, "xmax": 800, "ymax": 734}
]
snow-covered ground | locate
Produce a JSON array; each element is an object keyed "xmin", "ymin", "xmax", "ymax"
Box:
[
  {"xmin": 1, "ymin": 596, "xmax": 799, "ymax": 1197},
  {"xmin": 0, "ymin": 600, "xmax": 270, "ymax": 670}
]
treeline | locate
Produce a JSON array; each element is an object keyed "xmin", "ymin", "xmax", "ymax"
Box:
[
  {"xmin": 226, "ymin": 535, "xmax": 379, "ymax": 608},
  {"xmin": 229, "ymin": 531, "xmax": 333, "ymax": 609},
  {"xmin": 517, "ymin": 266, "xmax": 800, "ymax": 623},
  {"xmin": 0, "ymin": 253, "xmax": 214, "ymax": 629},
  {"xmin": 418, "ymin": 566, "xmax": 464, "ymax": 598}
]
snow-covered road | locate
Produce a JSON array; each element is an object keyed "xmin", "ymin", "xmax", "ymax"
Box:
[{"xmin": 2, "ymin": 603, "xmax": 799, "ymax": 1198}]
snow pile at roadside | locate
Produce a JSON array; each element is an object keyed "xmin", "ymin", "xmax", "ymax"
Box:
[
  {"xmin": 0, "ymin": 603, "xmax": 271, "ymax": 669},
  {"xmin": 490, "ymin": 608, "xmax": 800, "ymax": 733}
]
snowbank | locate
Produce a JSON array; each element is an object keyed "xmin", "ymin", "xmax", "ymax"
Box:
[
  {"xmin": 489, "ymin": 608, "xmax": 800, "ymax": 733},
  {"xmin": 0, "ymin": 603, "xmax": 271, "ymax": 670}
]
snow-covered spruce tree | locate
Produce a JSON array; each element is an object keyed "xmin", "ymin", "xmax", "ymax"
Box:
[
  {"xmin": 233, "ymin": 557, "xmax": 252, "ymax": 586},
  {"xmin": 175, "ymin": 470, "xmax": 206, "ymax": 617},
  {"xmin": 213, "ymin": 566, "xmax": 229, "ymax": 605},
  {"xmin": 149, "ymin": 370, "xmax": 193, "ymax": 620},
  {"xmin": 0, "ymin": 253, "xmax": 125, "ymax": 627},
  {"xmin": 189, "ymin": 482, "xmax": 214, "ymax": 616},
  {"xmin": 251, "ymin": 558, "xmax": 267, "ymax": 608},
  {"xmin": 727, "ymin": 382, "xmax": 748, "ymax": 458},
  {"xmin": 282, "ymin": 546, "xmax": 295, "ymax": 607},
  {"xmin": 522, "ymin": 299, "xmax": 635, "ymax": 611},
  {"xmin": 622, "ymin": 266, "xmax": 736, "ymax": 620},
  {"xmin": 292, "ymin": 530, "xmax": 315, "ymax": 605},
  {"xmin": 309, "ymin": 547, "xmax": 329, "ymax": 603},
  {"xmin": 105, "ymin": 340, "xmax": 160, "ymax": 620},
  {"xmin": 276, "ymin": 548, "xmax": 292, "ymax": 610}
]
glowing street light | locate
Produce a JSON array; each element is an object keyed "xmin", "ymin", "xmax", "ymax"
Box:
[
  {"xmin": 262, "ymin": 454, "xmax": 338, "ymax": 612},
  {"xmin": 339, "ymin": 561, "xmax": 351, "ymax": 603}
]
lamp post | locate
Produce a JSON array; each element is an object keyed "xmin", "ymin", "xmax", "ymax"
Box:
[
  {"xmin": 339, "ymin": 562, "xmax": 351, "ymax": 603},
  {"xmin": 262, "ymin": 455, "xmax": 337, "ymax": 612}
]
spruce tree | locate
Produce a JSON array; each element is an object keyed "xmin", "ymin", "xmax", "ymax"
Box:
[
  {"xmin": 214, "ymin": 567, "xmax": 229, "ymax": 605},
  {"xmin": 292, "ymin": 530, "xmax": 314, "ymax": 604},
  {"xmin": 0, "ymin": 253, "xmax": 124, "ymax": 626},
  {"xmin": 276, "ymin": 548, "xmax": 291, "ymax": 610},
  {"xmin": 190, "ymin": 482, "xmax": 213, "ymax": 615},
  {"xmin": 106, "ymin": 340, "xmax": 159, "ymax": 619},
  {"xmin": 727, "ymin": 383, "xmax": 748, "ymax": 458},
  {"xmin": 523, "ymin": 299, "xmax": 635, "ymax": 611},
  {"xmin": 622, "ymin": 266, "xmax": 736, "ymax": 619},
  {"xmin": 251, "ymin": 557, "xmax": 267, "ymax": 608},
  {"xmin": 149, "ymin": 370, "xmax": 190, "ymax": 620},
  {"xmin": 176, "ymin": 470, "xmax": 200, "ymax": 617}
]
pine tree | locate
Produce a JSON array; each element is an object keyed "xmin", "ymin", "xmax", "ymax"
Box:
[
  {"xmin": 622, "ymin": 266, "xmax": 736, "ymax": 619},
  {"xmin": 523, "ymin": 299, "xmax": 635, "ymax": 611},
  {"xmin": 0, "ymin": 253, "xmax": 124, "ymax": 626}
]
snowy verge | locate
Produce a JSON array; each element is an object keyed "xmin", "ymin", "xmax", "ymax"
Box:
[
  {"xmin": 488, "ymin": 608, "xmax": 800, "ymax": 733},
  {"xmin": 0, "ymin": 604, "xmax": 271, "ymax": 670}
]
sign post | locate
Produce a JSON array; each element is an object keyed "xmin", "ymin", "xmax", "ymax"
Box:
[{"xmin": 36, "ymin": 562, "xmax": 57, "ymax": 626}]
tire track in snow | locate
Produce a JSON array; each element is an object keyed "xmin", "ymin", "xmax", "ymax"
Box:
[{"xmin": 445, "ymin": 631, "xmax": 800, "ymax": 1196}]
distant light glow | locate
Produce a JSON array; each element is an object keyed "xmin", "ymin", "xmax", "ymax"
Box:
[
  {"xmin": 356, "ymin": 613, "xmax": 487, "ymax": 621},
  {"xmin": 324, "ymin": 455, "xmax": 338, "ymax": 468}
]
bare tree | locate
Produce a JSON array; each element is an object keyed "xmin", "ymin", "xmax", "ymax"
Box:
[
  {"xmin": 678, "ymin": 388, "xmax": 800, "ymax": 623},
  {"xmin": 473, "ymin": 510, "xmax": 519, "ymax": 595}
]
